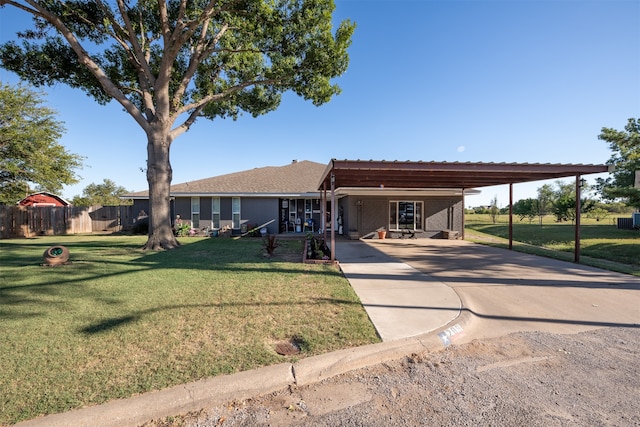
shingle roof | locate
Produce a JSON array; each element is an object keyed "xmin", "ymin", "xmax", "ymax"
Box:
[{"xmin": 126, "ymin": 160, "xmax": 327, "ymax": 197}]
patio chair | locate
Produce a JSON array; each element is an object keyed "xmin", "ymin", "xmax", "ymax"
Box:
[{"xmin": 304, "ymin": 218, "xmax": 315, "ymax": 232}]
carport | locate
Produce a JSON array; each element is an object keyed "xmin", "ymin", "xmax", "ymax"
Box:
[{"xmin": 318, "ymin": 160, "xmax": 610, "ymax": 262}]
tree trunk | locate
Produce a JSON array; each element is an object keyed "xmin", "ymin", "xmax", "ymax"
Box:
[{"xmin": 143, "ymin": 126, "xmax": 180, "ymax": 250}]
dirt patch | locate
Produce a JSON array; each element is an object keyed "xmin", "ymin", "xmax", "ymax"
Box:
[{"xmin": 149, "ymin": 327, "xmax": 639, "ymax": 426}]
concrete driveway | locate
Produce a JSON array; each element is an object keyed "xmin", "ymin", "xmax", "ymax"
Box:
[
  {"xmin": 339, "ymin": 239, "xmax": 640, "ymax": 343},
  {"xmin": 335, "ymin": 240, "xmax": 462, "ymax": 341}
]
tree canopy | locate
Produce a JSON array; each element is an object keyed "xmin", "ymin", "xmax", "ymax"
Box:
[
  {"xmin": 0, "ymin": 82, "xmax": 83, "ymax": 205},
  {"xmin": 596, "ymin": 118, "xmax": 640, "ymax": 209},
  {"xmin": 71, "ymin": 179, "xmax": 131, "ymax": 206},
  {"xmin": 512, "ymin": 198, "xmax": 537, "ymax": 223},
  {"xmin": 508, "ymin": 181, "xmax": 598, "ymax": 225},
  {"xmin": 0, "ymin": 0, "xmax": 355, "ymax": 249}
]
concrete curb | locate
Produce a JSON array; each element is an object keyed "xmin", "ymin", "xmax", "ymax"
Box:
[
  {"xmin": 15, "ymin": 363, "xmax": 295, "ymax": 427},
  {"xmin": 16, "ymin": 311, "xmax": 479, "ymax": 427},
  {"xmin": 293, "ymin": 334, "xmax": 438, "ymax": 386},
  {"xmin": 293, "ymin": 310, "xmax": 476, "ymax": 386}
]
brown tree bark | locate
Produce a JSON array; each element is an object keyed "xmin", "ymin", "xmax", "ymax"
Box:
[{"xmin": 143, "ymin": 125, "xmax": 180, "ymax": 250}]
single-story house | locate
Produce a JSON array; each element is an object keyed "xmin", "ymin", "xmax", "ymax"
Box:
[
  {"xmin": 126, "ymin": 160, "xmax": 329, "ymax": 235},
  {"xmin": 125, "ymin": 159, "xmax": 609, "ymax": 241},
  {"xmin": 18, "ymin": 192, "xmax": 70, "ymax": 207}
]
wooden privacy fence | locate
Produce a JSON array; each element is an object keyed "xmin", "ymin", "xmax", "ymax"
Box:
[{"xmin": 0, "ymin": 205, "xmax": 135, "ymax": 238}]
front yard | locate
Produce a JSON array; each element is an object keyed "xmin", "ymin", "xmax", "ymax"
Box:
[{"xmin": 0, "ymin": 235, "xmax": 380, "ymax": 425}]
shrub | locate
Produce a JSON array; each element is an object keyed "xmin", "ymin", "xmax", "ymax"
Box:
[{"xmin": 176, "ymin": 222, "xmax": 191, "ymax": 237}]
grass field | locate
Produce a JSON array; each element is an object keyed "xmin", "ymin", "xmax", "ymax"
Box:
[
  {"xmin": 0, "ymin": 235, "xmax": 380, "ymax": 425},
  {"xmin": 465, "ymin": 214, "xmax": 640, "ymax": 276}
]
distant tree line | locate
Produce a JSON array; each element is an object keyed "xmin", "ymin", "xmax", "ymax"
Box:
[
  {"xmin": 468, "ymin": 180, "xmax": 634, "ymax": 224},
  {"xmin": 468, "ymin": 117, "xmax": 639, "ymax": 225},
  {"xmin": 70, "ymin": 179, "xmax": 132, "ymax": 206}
]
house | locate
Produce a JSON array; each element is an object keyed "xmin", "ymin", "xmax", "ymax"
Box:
[
  {"xmin": 125, "ymin": 159, "xmax": 475, "ymax": 238},
  {"xmin": 126, "ymin": 160, "xmax": 329, "ymax": 235},
  {"xmin": 126, "ymin": 159, "xmax": 609, "ymax": 239},
  {"xmin": 18, "ymin": 192, "xmax": 70, "ymax": 207}
]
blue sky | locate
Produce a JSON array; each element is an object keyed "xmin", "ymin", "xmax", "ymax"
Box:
[{"xmin": 1, "ymin": 0, "xmax": 639, "ymax": 207}]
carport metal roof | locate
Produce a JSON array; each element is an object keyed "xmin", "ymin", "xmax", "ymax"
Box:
[
  {"xmin": 318, "ymin": 159, "xmax": 611, "ymax": 190},
  {"xmin": 318, "ymin": 159, "xmax": 611, "ymax": 264}
]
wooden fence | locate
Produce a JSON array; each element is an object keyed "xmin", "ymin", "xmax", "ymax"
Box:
[{"xmin": 0, "ymin": 205, "xmax": 135, "ymax": 238}]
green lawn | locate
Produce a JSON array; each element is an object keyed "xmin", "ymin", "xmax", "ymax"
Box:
[
  {"xmin": 465, "ymin": 214, "xmax": 640, "ymax": 275},
  {"xmin": 0, "ymin": 235, "xmax": 380, "ymax": 425}
]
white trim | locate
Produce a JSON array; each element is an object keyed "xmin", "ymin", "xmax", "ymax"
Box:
[
  {"xmin": 232, "ymin": 197, "xmax": 241, "ymax": 230},
  {"xmin": 191, "ymin": 197, "xmax": 200, "ymax": 228},
  {"xmin": 212, "ymin": 197, "xmax": 220, "ymax": 229}
]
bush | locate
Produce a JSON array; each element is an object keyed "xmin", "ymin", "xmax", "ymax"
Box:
[
  {"xmin": 175, "ymin": 222, "xmax": 191, "ymax": 237},
  {"xmin": 306, "ymin": 234, "xmax": 330, "ymax": 260}
]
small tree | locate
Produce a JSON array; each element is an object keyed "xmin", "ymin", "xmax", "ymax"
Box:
[
  {"xmin": 548, "ymin": 180, "xmax": 594, "ymax": 224},
  {"xmin": 71, "ymin": 179, "xmax": 131, "ymax": 206},
  {"xmin": 595, "ymin": 118, "xmax": 640, "ymax": 209},
  {"xmin": 513, "ymin": 198, "xmax": 537, "ymax": 224},
  {"xmin": 0, "ymin": 83, "xmax": 83, "ymax": 205},
  {"xmin": 535, "ymin": 184, "xmax": 554, "ymax": 225},
  {"xmin": 0, "ymin": 0, "xmax": 355, "ymax": 249},
  {"xmin": 489, "ymin": 196, "xmax": 499, "ymax": 224},
  {"xmin": 550, "ymin": 181, "xmax": 572, "ymax": 221}
]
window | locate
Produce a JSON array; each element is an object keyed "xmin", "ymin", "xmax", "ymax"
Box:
[
  {"xmin": 212, "ymin": 197, "xmax": 220, "ymax": 229},
  {"xmin": 305, "ymin": 199, "xmax": 312, "ymax": 219},
  {"xmin": 289, "ymin": 199, "xmax": 297, "ymax": 224},
  {"xmin": 232, "ymin": 197, "xmax": 241, "ymax": 229},
  {"xmin": 389, "ymin": 201, "xmax": 423, "ymax": 231},
  {"xmin": 191, "ymin": 197, "xmax": 200, "ymax": 228}
]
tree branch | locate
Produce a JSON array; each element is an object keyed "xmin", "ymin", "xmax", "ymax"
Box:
[
  {"xmin": 112, "ymin": 0, "xmax": 156, "ymax": 87},
  {"xmin": 13, "ymin": 0, "xmax": 150, "ymax": 131},
  {"xmin": 170, "ymin": 77, "xmax": 280, "ymax": 139},
  {"xmin": 113, "ymin": 0, "xmax": 157, "ymax": 117}
]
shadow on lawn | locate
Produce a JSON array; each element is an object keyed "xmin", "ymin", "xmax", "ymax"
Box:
[
  {"xmin": 79, "ymin": 298, "xmax": 360, "ymax": 335},
  {"xmin": 80, "ymin": 314, "xmax": 140, "ymax": 334},
  {"xmin": 0, "ymin": 237, "xmax": 344, "ymax": 320}
]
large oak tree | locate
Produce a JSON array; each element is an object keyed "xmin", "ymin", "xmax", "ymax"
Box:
[{"xmin": 0, "ymin": 0, "xmax": 355, "ymax": 249}]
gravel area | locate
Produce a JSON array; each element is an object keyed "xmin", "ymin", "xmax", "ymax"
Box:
[{"xmin": 150, "ymin": 327, "xmax": 639, "ymax": 427}]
